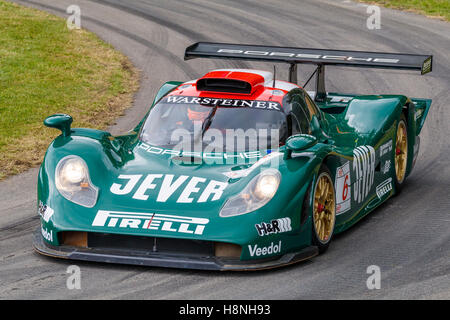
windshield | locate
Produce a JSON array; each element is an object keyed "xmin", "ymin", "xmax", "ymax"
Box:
[{"xmin": 140, "ymin": 96, "xmax": 288, "ymax": 152}]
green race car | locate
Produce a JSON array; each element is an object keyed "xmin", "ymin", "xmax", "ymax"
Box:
[{"xmin": 34, "ymin": 43, "xmax": 433, "ymax": 270}]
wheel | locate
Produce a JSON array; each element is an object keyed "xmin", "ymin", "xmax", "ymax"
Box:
[
  {"xmin": 311, "ymin": 165, "xmax": 336, "ymax": 253},
  {"xmin": 394, "ymin": 113, "xmax": 408, "ymax": 192}
]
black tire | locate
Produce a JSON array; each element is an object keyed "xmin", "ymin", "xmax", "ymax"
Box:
[
  {"xmin": 393, "ymin": 113, "xmax": 408, "ymax": 194},
  {"xmin": 309, "ymin": 164, "xmax": 336, "ymax": 254}
]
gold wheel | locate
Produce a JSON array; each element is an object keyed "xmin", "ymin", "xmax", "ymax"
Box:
[
  {"xmin": 313, "ymin": 172, "xmax": 336, "ymax": 244},
  {"xmin": 395, "ymin": 120, "xmax": 408, "ymax": 183}
]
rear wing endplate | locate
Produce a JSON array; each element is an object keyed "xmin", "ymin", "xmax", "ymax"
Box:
[{"xmin": 184, "ymin": 42, "xmax": 433, "ymax": 101}]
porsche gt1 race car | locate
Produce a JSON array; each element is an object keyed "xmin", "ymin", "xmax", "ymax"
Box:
[{"xmin": 34, "ymin": 43, "xmax": 433, "ymax": 270}]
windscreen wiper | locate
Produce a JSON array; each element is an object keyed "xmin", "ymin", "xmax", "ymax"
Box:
[{"xmin": 201, "ymin": 102, "xmax": 219, "ymax": 137}]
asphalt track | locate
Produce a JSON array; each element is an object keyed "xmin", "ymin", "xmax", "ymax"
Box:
[{"xmin": 1, "ymin": 0, "xmax": 449, "ymax": 299}]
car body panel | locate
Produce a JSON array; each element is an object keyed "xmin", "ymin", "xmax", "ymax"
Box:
[{"xmin": 35, "ymin": 68, "xmax": 431, "ymax": 270}]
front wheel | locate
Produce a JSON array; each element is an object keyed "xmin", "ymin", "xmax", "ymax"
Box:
[{"xmin": 311, "ymin": 165, "xmax": 336, "ymax": 254}]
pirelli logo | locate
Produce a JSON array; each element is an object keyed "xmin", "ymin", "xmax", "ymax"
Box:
[
  {"xmin": 92, "ymin": 210, "xmax": 209, "ymax": 235},
  {"xmin": 376, "ymin": 178, "xmax": 393, "ymax": 199}
]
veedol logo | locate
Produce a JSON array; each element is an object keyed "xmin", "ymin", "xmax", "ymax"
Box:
[
  {"xmin": 255, "ymin": 218, "xmax": 291, "ymax": 236},
  {"xmin": 92, "ymin": 210, "xmax": 209, "ymax": 235},
  {"xmin": 217, "ymin": 49, "xmax": 400, "ymax": 64},
  {"xmin": 41, "ymin": 226, "xmax": 53, "ymax": 242},
  {"xmin": 248, "ymin": 241, "xmax": 282, "ymax": 257}
]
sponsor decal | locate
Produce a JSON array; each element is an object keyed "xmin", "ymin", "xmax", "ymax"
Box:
[
  {"xmin": 110, "ymin": 174, "xmax": 228, "ymax": 203},
  {"xmin": 41, "ymin": 226, "xmax": 53, "ymax": 242},
  {"xmin": 255, "ymin": 217, "xmax": 292, "ymax": 236},
  {"xmin": 92, "ymin": 210, "xmax": 209, "ymax": 235},
  {"xmin": 335, "ymin": 162, "xmax": 351, "ymax": 215},
  {"xmin": 223, "ymin": 151, "xmax": 283, "ymax": 179},
  {"xmin": 248, "ymin": 241, "xmax": 282, "ymax": 257},
  {"xmin": 422, "ymin": 57, "xmax": 432, "ymax": 74},
  {"xmin": 415, "ymin": 108, "xmax": 424, "ymax": 121},
  {"xmin": 353, "ymin": 146, "xmax": 376, "ymax": 204},
  {"xmin": 376, "ymin": 178, "xmax": 393, "ymax": 199},
  {"xmin": 379, "ymin": 140, "xmax": 393, "ymax": 158},
  {"xmin": 38, "ymin": 201, "xmax": 54, "ymax": 223},
  {"xmin": 138, "ymin": 142, "xmax": 264, "ymax": 160},
  {"xmin": 382, "ymin": 159, "xmax": 391, "ymax": 175},
  {"xmin": 217, "ymin": 49, "xmax": 400, "ymax": 64},
  {"xmin": 162, "ymin": 96, "xmax": 281, "ymax": 111},
  {"xmin": 330, "ymin": 96, "xmax": 353, "ymax": 103}
]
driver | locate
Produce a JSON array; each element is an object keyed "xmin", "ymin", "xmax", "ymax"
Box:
[{"xmin": 173, "ymin": 103, "xmax": 213, "ymax": 129}]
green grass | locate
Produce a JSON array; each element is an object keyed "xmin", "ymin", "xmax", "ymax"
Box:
[
  {"xmin": 360, "ymin": 0, "xmax": 450, "ymax": 21},
  {"xmin": 0, "ymin": 1, "xmax": 139, "ymax": 179}
]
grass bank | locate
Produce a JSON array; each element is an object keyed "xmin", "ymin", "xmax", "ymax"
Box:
[
  {"xmin": 0, "ymin": 1, "xmax": 139, "ymax": 180},
  {"xmin": 359, "ymin": 0, "xmax": 450, "ymax": 21}
]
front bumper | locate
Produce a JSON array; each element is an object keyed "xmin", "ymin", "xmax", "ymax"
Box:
[{"xmin": 33, "ymin": 229, "xmax": 318, "ymax": 271}]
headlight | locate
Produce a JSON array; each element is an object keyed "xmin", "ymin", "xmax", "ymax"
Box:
[
  {"xmin": 220, "ymin": 169, "xmax": 281, "ymax": 217},
  {"xmin": 61, "ymin": 159, "xmax": 86, "ymax": 184},
  {"xmin": 254, "ymin": 173, "xmax": 279, "ymax": 199},
  {"xmin": 55, "ymin": 155, "xmax": 98, "ymax": 207}
]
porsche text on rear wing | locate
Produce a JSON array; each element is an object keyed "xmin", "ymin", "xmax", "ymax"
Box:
[{"xmin": 184, "ymin": 42, "xmax": 432, "ymax": 101}]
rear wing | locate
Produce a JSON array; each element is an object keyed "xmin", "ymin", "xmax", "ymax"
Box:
[{"xmin": 184, "ymin": 42, "xmax": 433, "ymax": 101}]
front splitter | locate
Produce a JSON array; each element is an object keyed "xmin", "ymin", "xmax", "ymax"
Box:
[{"xmin": 33, "ymin": 229, "xmax": 318, "ymax": 271}]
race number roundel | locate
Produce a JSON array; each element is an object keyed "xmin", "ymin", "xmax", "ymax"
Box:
[
  {"xmin": 342, "ymin": 175, "xmax": 349, "ymax": 200},
  {"xmin": 335, "ymin": 162, "xmax": 351, "ymax": 215}
]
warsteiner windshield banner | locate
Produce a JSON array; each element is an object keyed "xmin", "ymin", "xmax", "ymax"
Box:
[{"xmin": 161, "ymin": 96, "xmax": 282, "ymax": 111}]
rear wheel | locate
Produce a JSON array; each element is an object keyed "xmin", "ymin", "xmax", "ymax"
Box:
[
  {"xmin": 394, "ymin": 114, "xmax": 408, "ymax": 192},
  {"xmin": 311, "ymin": 165, "xmax": 336, "ymax": 253}
]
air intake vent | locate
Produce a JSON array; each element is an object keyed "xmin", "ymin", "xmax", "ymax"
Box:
[{"xmin": 197, "ymin": 78, "xmax": 252, "ymax": 94}]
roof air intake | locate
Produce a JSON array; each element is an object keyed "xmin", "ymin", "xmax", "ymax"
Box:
[{"xmin": 196, "ymin": 78, "xmax": 252, "ymax": 94}]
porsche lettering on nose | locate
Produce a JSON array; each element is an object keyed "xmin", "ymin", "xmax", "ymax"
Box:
[{"xmin": 110, "ymin": 174, "xmax": 228, "ymax": 203}]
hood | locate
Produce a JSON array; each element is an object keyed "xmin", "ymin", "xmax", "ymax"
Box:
[
  {"xmin": 77, "ymin": 134, "xmax": 286, "ymax": 217},
  {"xmin": 42, "ymin": 130, "xmax": 316, "ymax": 241}
]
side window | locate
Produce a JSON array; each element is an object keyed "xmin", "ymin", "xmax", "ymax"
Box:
[
  {"xmin": 291, "ymin": 94, "xmax": 311, "ymax": 134},
  {"xmin": 289, "ymin": 113, "xmax": 302, "ymax": 135},
  {"xmin": 304, "ymin": 93, "xmax": 320, "ymax": 119}
]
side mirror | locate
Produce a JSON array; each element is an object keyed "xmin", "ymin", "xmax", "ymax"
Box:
[
  {"xmin": 44, "ymin": 114, "xmax": 73, "ymax": 137},
  {"xmin": 285, "ymin": 134, "xmax": 317, "ymax": 159}
]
